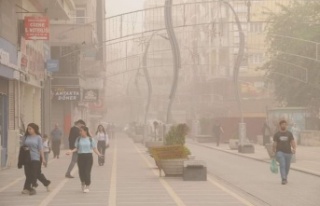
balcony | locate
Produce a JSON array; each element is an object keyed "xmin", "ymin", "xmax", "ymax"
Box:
[
  {"xmin": 50, "ymin": 23, "xmax": 97, "ymax": 47},
  {"xmin": 43, "ymin": 0, "xmax": 75, "ymax": 20}
]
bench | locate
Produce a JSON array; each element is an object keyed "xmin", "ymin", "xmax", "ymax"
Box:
[{"xmin": 183, "ymin": 160, "xmax": 207, "ymax": 181}]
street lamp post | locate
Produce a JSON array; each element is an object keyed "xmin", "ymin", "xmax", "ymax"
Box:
[
  {"xmin": 165, "ymin": 0, "xmax": 181, "ymax": 124},
  {"xmin": 221, "ymin": 0, "xmax": 254, "ymax": 153}
]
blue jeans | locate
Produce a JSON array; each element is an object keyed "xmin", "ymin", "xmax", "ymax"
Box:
[{"xmin": 276, "ymin": 151, "xmax": 292, "ymax": 180}]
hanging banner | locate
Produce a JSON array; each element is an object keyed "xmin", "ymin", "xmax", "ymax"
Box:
[{"xmin": 24, "ymin": 16, "xmax": 50, "ymax": 40}]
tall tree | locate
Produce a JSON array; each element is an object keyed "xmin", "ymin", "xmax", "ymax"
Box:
[{"xmin": 263, "ymin": 1, "xmax": 320, "ymax": 106}]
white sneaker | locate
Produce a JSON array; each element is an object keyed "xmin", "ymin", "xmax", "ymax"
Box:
[
  {"xmin": 21, "ymin": 189, "xmax": 30, "ymax": 195},
  {"xmin": 83, "ymin": 186, "xmax": 89, "ymax": 193}
]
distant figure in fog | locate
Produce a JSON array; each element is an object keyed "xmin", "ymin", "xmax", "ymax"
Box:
[
  {"xmin": 153, "ymin": 121, "xmax": 159, "ymax": 141},
  {"xmin": 50, "ymin": 124, "xmax": 62, "ymax": 159},
  {"xmin": 65, "ymin": 120, "xmax": 86, "ymax": 178},
  {"xmin": 213, "ymin": 122, "xmax": 224, "ymax": 147},
  {"xmin": 262, "ymin": 121, "xmax": 272, "ymax": 146},
  {"xmin": 291, "ymin": 123, "xmax": 301, "ymax": 145},
  {"xmin": 42, "ymin": 134, "xmax": 50, "ymax": 167},
  {"xmin": 94, "ymin": 125, "xmax": 109, "ymax": 166},
  {"xmin": 273, "ymin": 120, "xmax": 296, "ymax": 185},
  {"xmin": 66, "ymin": 126, "xmax": 102, "ymax": 193}
]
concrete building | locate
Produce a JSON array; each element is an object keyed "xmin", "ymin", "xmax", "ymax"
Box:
[
  {"xmin": 49, "ymin": 0, "xmax": 106, "ymax": 142},
  {"xmin": 0, "ymin": 0, "xmax": 76, "ymax": 168}
]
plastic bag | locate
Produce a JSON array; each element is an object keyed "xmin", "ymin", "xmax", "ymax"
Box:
[{"xmin": 270, "ymin": 158, "xmax": 278, "ymax": 174}]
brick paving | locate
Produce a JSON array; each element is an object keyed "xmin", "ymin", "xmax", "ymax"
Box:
[{"xmin": 0, "ymin": 134, "xmax": 259, "ymax": 206}]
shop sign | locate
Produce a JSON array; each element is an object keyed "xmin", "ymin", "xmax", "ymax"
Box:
[
  {"xmin": 52, "ymin": 87, "xmax": 80, "ymax": 101},
  {"xmin": 46, "ymin": 59, "xmax": 59, "ymax": 72},
  {"xmin": 24, "ymin": 16, "xmax": 49, "ymax": 40},
  {"xmin": 83, "ymin": 89, "xmax": 99, "ymax": 102},
  {"xmin": 0, "ymin": 49, "xmax": 17, "ymax": 69}
]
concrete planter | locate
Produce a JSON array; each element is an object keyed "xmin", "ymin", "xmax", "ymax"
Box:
[
  {"xmin": 132, "ymin": 135, "xmax": 144, "ymax": 143},
  {"xmin": 229, "ymin": 139, "xmax": 239, "ymax": 150},
  {"xmin": 159, "ymin": 159, "xmax": 187, "ymax": 176}
]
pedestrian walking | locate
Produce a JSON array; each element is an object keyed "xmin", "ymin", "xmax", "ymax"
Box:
[
  {"xmin": 94, "ymin": 125, "xmax": 109, "ymax": 166},
  {"xmin": 262, "ymin": 121, "xmax": 272, "ymax": 145},
  {"xmin": 19, "ymin": 123, "xmax": 47, "ymax": 195},
  {"xmin": 66, "ymin": 126, "xmax": 102, "ymax": 193},
  {"xmin": 213, "ymin": 122, "xmax": 224, "ymax": 147},
  {"xmin": 42, "ymin": 134, "xmax": 50, "ymax": 167},
  {"xmin": 273, "ymin": 120, "xmax": 297, "ymax": 185},
  {"xmin": 65, "ymin": 119, "xmax": 86, "ymax": 178},
  {"xmin": 50, "ymin": 124, "xmax": 62, "ymax": 159}
]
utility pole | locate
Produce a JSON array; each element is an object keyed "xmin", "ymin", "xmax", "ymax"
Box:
[{"xmin": 164, "ymin": 0, "xmax": 181, "ymax": 124}]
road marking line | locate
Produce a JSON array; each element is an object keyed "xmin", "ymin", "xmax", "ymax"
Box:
[
  {"xmin": 108, "ymin": 139, "xmax": 117, "ymax": 206},
  {"xmin": 0, "ymin": 177, "xmax": 24, "ymax": 193},
  {"xmin": 0, "ymin": 159, "xmax": 56, "ymax": 193},
  {"xmin": 38, "ymin": 167, "xmax": 78, "ymax": 206},
  {"xmin": 207, "ymin": 176, "xmax": 255, "ymax": 206},
  {"xmin": 134, "ymin": 144, "xmax": 186, "ymax": 206}
]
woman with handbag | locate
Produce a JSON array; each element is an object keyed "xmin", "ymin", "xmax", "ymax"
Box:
[
  {"xmin": 20, "ymin": 123, "xmax": 48, "ymax": 195},
  {"xmin": 95, "ymin": 125, "xmax": 109, "ymax": 166}
]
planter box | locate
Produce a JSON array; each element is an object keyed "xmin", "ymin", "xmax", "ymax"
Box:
[
  {"xmin": 229, "ymin": 139, "xmax": 239, "ymax": 150},
  {"xmin": 159, "ymin": 159, "xmax": 187, "ymax": 176},
  {"xmin": 238, "ymin": 144, "xmax": 255, "ymax": 154},
  {"xmin": 132, "ymin": 135, "xmax": 144, "ymax": 143},
  {"xmin": 195, "ymin": 135, "xmax": 215, "ymax": 143}
]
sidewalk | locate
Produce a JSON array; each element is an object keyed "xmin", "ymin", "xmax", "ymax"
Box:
[
  {"xmin": 191, "ymin": 141, "xmax": 320, "ymax": 177},
  {"xmin": 0, "ymin": 134, "xmax": 264, "ymax": 206}
]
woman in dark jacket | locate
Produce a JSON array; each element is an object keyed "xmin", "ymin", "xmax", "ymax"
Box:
[{"xmin": 20, "ymin": 123, "xmax": 50, "ymax": 195}]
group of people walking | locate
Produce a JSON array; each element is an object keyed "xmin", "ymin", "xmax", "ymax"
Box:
[{"xmin": 18, "ymin": 120, "xmax": 110, "ymax": 195}]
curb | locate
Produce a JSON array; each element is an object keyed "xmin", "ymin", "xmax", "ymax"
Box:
[{"xmin": 190, "ymin": 142, "xmax": 320, "ymax": 178}]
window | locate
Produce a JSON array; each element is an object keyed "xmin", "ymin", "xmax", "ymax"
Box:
[{"xmin": 76, "ymin": 8, "xmax": 86, "ymax": 24}]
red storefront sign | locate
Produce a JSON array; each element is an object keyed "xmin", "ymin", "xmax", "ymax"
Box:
[{"xmin": 24, "ymin": 16, "xmax": 49, "ymax": 40}]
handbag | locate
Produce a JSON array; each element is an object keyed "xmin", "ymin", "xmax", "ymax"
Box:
[{"xmin": 270, "ymin": 158, "xmax": 278, "ymax": 174}]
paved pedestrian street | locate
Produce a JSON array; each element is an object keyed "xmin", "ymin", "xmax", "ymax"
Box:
[{"xmin": 0, "ymin": 134, "xmax": 319, "ymax": 206}]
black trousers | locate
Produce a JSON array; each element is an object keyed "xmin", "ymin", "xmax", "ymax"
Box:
[
  {"xmin": 97, "ymin": 141, "xmax": 106, "ymax": 164},
  {"xmin": 24, "ymin": 160, "xmax": 41, "ymax": 190},
  {"xmin": 77, "ymin": 153, "xmax": 93, "ymax": 186},
  {"xmin": 37, "ymin": 158, "xmax": 50, "ymax": 187},
  {"xmin": 52, "ymin": 140, "xmax": 61, "ymax": 157}
]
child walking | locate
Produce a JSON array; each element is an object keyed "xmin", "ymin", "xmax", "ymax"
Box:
[{"xmin": 66, "ymin": 126, "xmax": 102, "ymax": 193}]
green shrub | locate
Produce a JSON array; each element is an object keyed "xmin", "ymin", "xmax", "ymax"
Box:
[{"xmin": 165, "ymin": 123, "xmax": 189, "ymax": 146}]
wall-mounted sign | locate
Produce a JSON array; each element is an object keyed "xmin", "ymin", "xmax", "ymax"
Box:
[
  {"xmin": 52, "ymin": 87, "xmax": 80, "ymax": 101},
  {"xmin": 46, "ymin": 59, "xmax": 59, "ymax": 72},
  {"xmin": 24, "ymin": 16, "xmax": 49, "ymax": 40},
  {"xmin": 83, "ymin": 89, "xmax": 99, "ymax": 102}
]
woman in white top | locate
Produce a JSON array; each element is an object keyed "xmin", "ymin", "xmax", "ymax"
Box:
[{"xmin": 95, "ymin": 125, "xmax": 109, "ymax": 166}]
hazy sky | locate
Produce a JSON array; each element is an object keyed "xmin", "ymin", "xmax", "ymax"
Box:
[{"xmin": 106, "ymin": 0, "xmax": 145, "ymax": 17}]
